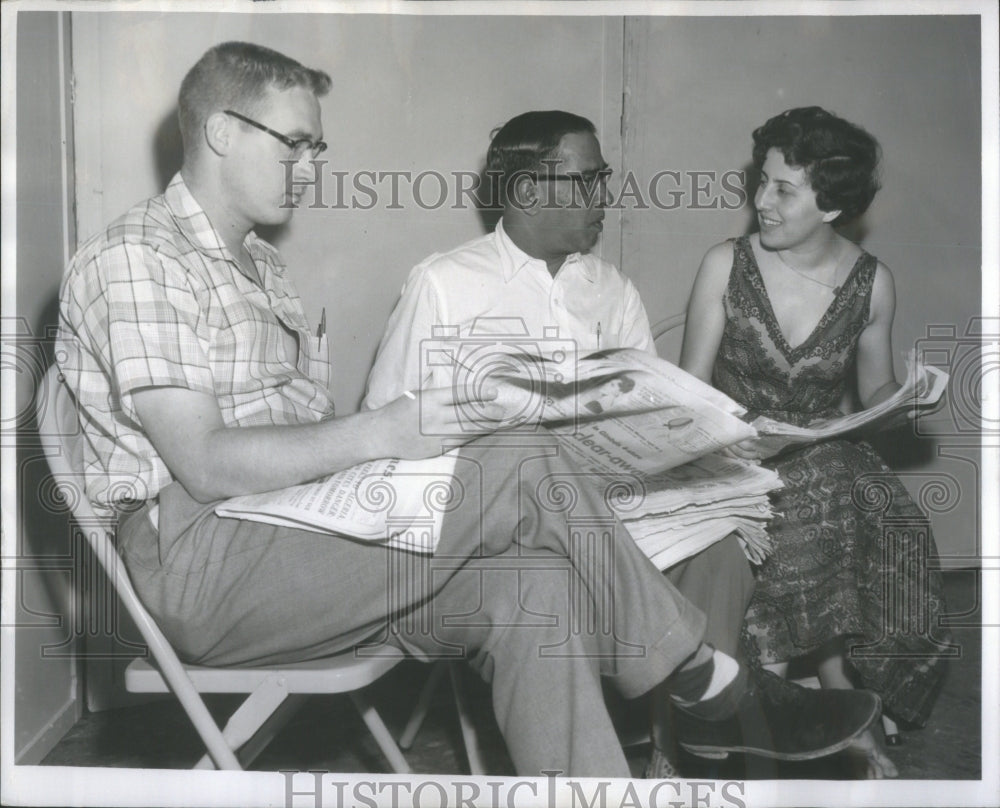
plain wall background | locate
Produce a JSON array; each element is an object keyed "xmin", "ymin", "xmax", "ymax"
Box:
[
  {"xmin": 622, "ymin": 15, "xmax": 981, "ymax": 378},
  {"xmin": 70, "ymin": 11, "xmax": 625, "ymax": 413},
  {"xmin": 69, "ymin": 13, "xmax": 982, "ymax": 407},
  {"xmin": 619, "ymin": 15, "xmax": 984, "ymax": 566}
]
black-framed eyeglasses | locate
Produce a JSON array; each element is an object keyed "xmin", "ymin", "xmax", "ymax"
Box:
[
  {"xmin": 224, "ymin": 109, "xmax": 327, "ymax": 160},
  {"xmin": 536, "ymin": 167, "xmax": 613, "ymax": 195}
]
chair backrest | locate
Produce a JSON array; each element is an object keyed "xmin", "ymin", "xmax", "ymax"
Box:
[
  {"xmin": 36, "ymin": 365, "xmax": 159, "ymax": 642},
  {"xmin": 36, "ymin": 365, "xmax": 242, "ymax": 769},
  {"xmin": 651, "ymin": 312, "xmax": 687, "ymax": 364}
]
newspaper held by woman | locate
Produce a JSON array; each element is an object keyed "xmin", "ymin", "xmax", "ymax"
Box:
[{"xmin": 747, "ymin": 352, "xmax": 949, "ymax": 458}]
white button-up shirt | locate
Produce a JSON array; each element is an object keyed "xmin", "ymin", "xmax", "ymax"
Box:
[{"xmin": 363, "ymin": 219, "xmax": 654, "ymax": 409}]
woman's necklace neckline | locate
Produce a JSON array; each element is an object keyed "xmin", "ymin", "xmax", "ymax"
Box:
[{"xmin": 774, "ymin": 240, "xmax": 844, "ymax": 294}]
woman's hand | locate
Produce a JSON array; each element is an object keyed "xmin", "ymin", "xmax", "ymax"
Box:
[{"xmin": 880, "ymin": 389, "xmax": 948, "ymax": 431}]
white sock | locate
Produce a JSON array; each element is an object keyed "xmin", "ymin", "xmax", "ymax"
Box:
[
  {"xmin": 701, "ymin": 649, "xmax": 740, "ymax": 700},
  {"xmin": 670, "ymin": 648, "xmax": 741, "ymax": 707}
]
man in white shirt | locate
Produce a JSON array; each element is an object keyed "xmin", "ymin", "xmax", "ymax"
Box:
[
  {"xmin": 364, "ymin": 113, "xmax": 651, "ymax": 405},
  {"xmin": 366, "ymin": 109, "xmax": 751, "ymax": 652},
  {"xmin": 364, "ymin": 111, "xmax": 763, "ymax": 772}
]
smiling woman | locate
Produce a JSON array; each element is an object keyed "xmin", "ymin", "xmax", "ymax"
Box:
[{"xmin": 679, "ymin": 106, "xmax": 953, "ymax": 780}]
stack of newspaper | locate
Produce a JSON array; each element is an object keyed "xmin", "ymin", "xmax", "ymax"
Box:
[
  {"xmin": 515, "ymin": 348, "xmax": 782, "ymax": 568},
  {"xmin": 616, "ymin": 453, "xmax": 781, "ymax": 570}
]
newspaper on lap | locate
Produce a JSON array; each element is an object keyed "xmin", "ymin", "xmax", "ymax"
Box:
[
  {"xmin": 214, "ymin": 454, "xmax": 459, "ymax": 553},
  {"xmin": 216, "ymin": 347, "xmax": 776, "ymax": 563}
]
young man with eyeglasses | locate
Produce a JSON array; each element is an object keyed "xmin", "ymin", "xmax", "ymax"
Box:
[{"xmin": 59, "ymin": 48, "xmax": 881, "ymax": 778}]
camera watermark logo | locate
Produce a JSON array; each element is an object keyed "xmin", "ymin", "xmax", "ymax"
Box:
[
  {"xmin": 2, "ymin": 319, "xmax": 66, "ymax": 446},
  {"xmin": 849, "ymin": 471, "xmax": 960, "ymax": 661},
  {"xmin": 419, "ymin": 319, "xmax": 579, "ymax": 434},
  {"xmin": 4, "ymin": 319, "xmax": 148, "ymax": 657},
  {"xmin": 914, "ymin": 317, "xmax": 999, "ymax": 437}
]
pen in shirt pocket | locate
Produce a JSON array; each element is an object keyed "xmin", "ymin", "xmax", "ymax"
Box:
[
  {"xmin": 596, "ymin": 321, "xmax": 602, "ymax": 349},
  {"xmin": 316, "ymin": 307, "xmax": 326, "ymax": 349}
]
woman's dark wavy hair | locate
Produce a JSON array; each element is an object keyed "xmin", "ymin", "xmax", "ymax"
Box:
[{"xmin": 752, "ymin": 107, "xmax": 881, "ymax": 223}]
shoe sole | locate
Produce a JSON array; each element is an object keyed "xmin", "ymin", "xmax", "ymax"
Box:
[{"xmin": 679, "ymin": 695, "xmax": 882, "ymax": 762}]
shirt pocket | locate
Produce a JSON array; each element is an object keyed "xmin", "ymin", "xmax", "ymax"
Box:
[{"xmin": 301, "ymin": 332, "xmax": 331, "ymax": 390}]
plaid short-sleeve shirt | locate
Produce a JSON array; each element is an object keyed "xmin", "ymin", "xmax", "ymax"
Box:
[{"xmin": 57, "ymin": 174, "xmax": 335, "ymax": 517}]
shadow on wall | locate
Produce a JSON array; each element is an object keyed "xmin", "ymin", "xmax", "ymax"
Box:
[
  {"xmin": 153, "ymin": 107, "xmax": 183, "ymax": 193},
  {"xmin": 473, "ymin": 159, "xmax": 503, "ymax": 236},
  {"xmin": 14, "ymin": 294, "xmax": 80, "ymax": 653}
]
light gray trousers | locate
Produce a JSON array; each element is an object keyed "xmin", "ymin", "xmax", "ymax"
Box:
[{"xmin": 119, "ymin": 436, "xmax": 708, "ymax": 777}]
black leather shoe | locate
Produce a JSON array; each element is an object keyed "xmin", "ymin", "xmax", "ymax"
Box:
[{"xmin": 673, "ymin": 668, "xmax": 881, "ymax": 761}]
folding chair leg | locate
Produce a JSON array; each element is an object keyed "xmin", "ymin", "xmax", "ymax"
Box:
[
  {"xmin": 399, "ymin": 661, "xmax": 447, "ymax": 749},
  {"xmin": 236, "ymin": 694, "xmax": 310, "ymax": 769},
  {"xmin": 448, "ymin": 663, "xmax": 485, "ymax": 775},
  {"xmin": 400, "ymin": 662, "xmax": 485, "ymax": 775},
  {"xmin": 164, "ymin": 670, "xmax": 241, "ymax": 770},
  {"xmin": 194, "ymin": 676, "xmax": 290, "ymax": 769},
  {"xmin": 349, "ymin": 692, "xmax": 411, "ymax": 773}
]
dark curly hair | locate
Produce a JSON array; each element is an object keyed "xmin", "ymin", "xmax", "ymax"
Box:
[{"xmin": 752, "ymin": 107, "xmax": 881, "ymax": 223}]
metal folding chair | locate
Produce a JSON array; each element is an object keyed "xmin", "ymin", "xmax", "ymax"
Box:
[{"xmin": 36, "ymin": 365, "xmax": 410, "ymax": 771}]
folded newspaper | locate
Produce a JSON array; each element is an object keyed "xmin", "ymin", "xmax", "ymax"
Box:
[
  {"xmin": 216, "ymin": 348, "xmax": 774, "ymax": 565},
  {"xmin": 215, "ymin": 454, "xmax": 460, "ymax": 553},
  {"xmin": 749, "ymin": 354, "xmax": 949, "ymax": 458},
  {"xmin": 619, "ymin": 453, "xmax": 781, "ymax": 569}
]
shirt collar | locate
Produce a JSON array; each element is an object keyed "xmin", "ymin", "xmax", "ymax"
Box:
[
  {"xmin": 163, "ymin": 173, "xmax": 273, "ymax": 269},
  {"xmin": 495, "ymin": 218, "xmax": 594, "ymax": 283}
]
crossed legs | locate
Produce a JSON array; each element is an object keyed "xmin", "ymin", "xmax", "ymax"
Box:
[{"xmin": 119, "ymin": 435, "xmax": 705, "ymax": 777}]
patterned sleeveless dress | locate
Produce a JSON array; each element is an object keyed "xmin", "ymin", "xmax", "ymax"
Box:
[{"xmin": 714, "ymin": 236, "xmax": 951, "ymax": 726}]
